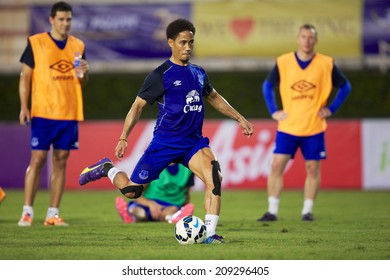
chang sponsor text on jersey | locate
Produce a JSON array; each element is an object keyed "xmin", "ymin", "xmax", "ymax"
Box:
[{"xmin": 183, "ymin": 90, "xmax": 203, "ymax": 113}]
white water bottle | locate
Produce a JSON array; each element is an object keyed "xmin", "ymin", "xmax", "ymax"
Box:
[{"xmin": 74, "ymin": 52, "xmax": 83, "ymax": 78}]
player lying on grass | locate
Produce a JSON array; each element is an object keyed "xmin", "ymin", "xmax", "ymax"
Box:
[{"xmin": 115, "ymin": 164, "xmax": 195, "ymax": 224}]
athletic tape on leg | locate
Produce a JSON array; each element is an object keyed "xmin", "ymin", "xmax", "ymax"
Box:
[
  {"xmin": 211, "ymin": 160, "xmax": 221, "ymax": 196},
  {"xmin": 120, "ymin": 185, "xmax": 143, "ymax": 199}
]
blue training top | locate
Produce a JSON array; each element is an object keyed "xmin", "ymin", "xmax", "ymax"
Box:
[{"xmin": 138, "ymin": 60, "xmax": 214, "ymax": 144}]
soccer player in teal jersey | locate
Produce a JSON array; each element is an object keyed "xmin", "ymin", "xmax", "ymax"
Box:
[{"xmin": 115, "ymin": 164, "xmax": 195, "ymax": 223}]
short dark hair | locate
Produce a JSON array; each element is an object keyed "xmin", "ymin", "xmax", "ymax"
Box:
[
  {"xmin": 51, "ymin": 1, "xmax": 73, "ymax": 18},
  {"xmin": 166, "ymin": 19, "xmax": 195, "ymax": 40}
]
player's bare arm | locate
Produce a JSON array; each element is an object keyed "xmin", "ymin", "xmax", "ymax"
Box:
[
  {"xmin": 206, "ymin": 89, "xmax": 254, "ymax": 138},
  {"xmin": 18, "ymin": 63, "xmax": 32, "ymax": 126},
  {"xmin": 115, "ymin": 96, "xmax": 148, "ymax": 159}
]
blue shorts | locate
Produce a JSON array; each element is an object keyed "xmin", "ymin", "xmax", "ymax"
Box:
[
  {"xmin": 30, "ymin": 117, "xmax": 79, "ymax": 151},
  {"xmin": 128, "ymin": 199, "xmax": 180, "ymax": 222},
  {"xmin": 274, "ymin": 131, "xmax": 326, "ymax": 160},
  {"xmin": 130, "ymin": 137, "xmax": 209, "ymax": 184}
]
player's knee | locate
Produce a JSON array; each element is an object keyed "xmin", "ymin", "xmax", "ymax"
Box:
[
  {"xmin": 120, "ymin": 185, "xmax": 144, "ymax": 199},
  {"xmin": 211, "ymin": 160, "xmax": 222, "ymax": 196},
  {"xmin": 304, "ymin": 162, "xmax": 319, "ymax": 180},
  {"xmin": 130, "ymin": 207, "xmax": 147, "ymax": 221},
  {"xmin": 30, "ymin": 156, "xmax": 47, "ymax": 169}
]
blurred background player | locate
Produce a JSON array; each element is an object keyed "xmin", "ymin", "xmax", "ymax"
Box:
[
  {"xmin": 0, "ymin": 187, "xmax": 6, "ymax": 205},
  {"xmin": 17, "ymin": 1, "xmax": 89, "ymax": 226},
  {"xmin": 258, "ymin": 23, "xmax": 352, "ymax": 222},
  {"xmin": 79, "ymin": 18, "xmax": 254, "ymax": 244},
  {"xmin": 115, "ymin": 164, "xmax": 195, "ymax": 223}
]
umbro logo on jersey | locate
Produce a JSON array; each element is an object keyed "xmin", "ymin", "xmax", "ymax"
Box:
[{"xmin": 173, "ymin": 80, "xmax": 182, "ymax": 86}]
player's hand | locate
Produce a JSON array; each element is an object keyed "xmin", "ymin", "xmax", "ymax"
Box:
[
  {"xmin": 80, "ymin": 59, "xmax": 89, "ymax": 76},
  {"xmin": 272, "ymin": 110, "xmax": 287, "ymax": 121},
  {"xmin": 148, "ymin": 201, "xmax": 163, "ymax": 220},
  {"xmin": 19, "ymin": 108, "xmax": 31, "ymax": 126},
  {"xmin": 115, "ymin": 139, "xmax": 127, "ymax": 160},
  {"xmin": 318, "ymin": 107, "xmax": 332, "ymax": 118},
  {"xmin": 240, "ymin": 119, "xmax": 254, "ymax": 138}
]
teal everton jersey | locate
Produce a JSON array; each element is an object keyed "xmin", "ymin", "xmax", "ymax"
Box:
[{"xmin": 143, "ymin": 164, "xmax": 193, "ymax": 206}]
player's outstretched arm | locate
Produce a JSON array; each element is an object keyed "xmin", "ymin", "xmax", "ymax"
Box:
[
  {"xmin": 205, "ymin": 89, "xmax": 254, "ymax": 138},
  {"xmin": 115, "ymin": 96, "xmax": 148, "ymax": 159}
]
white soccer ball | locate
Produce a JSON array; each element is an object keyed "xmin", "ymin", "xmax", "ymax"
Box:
[{"xmin": 175, "ymin": 215, "xmax": 207, "ymax": 245}]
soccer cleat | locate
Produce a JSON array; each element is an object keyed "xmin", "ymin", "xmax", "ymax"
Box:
[
  {"xmin": 203, "ymin": 234, "xmax": 225, "ymax": 244},
  {"xmin": 18, "ymin": 213, "xmax": 33, "ymax": 227},
  {"xmin": 257, "ymin": 212, "xmax": 277, "ymax": 222},
  {"xmin": 44, "ymin": 215, "xmax": 68, "ymax": 226},
  {"xmin": 115, "ymin": 197, "xmax": 135, "ymax": 223},
  {"xmin": 79, "ymin": 157, "xmax": 113, "ymax": 185},
  {"xmin": 168, "ymin": 203, "xmax": 195, "ymax": 224},
  {"xmin": 0, "ymin": 187, "xmax": 6, "ymax": 204},
  {"xmin": 302, "ymin": 212, "xmax": 314, "ymax": 221}
]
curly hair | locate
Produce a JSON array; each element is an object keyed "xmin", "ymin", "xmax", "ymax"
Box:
[{"xmin": 166, "ymin": 19, "xmax": 196, "ymax": 40}]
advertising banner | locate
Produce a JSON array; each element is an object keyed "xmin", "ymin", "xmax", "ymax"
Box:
[
  {"xmin": 363, "ymin": 0, "xmax": 390, "ymax": 55},
  {"xmin": 5, "ymin": 119, "xmax": 387, "ymax": 191},
  {"xmin": 28, "ymin": 1, "xmax": 364, "ymax": 61},
  {"xmin": 64, "ymin": 120, "xmax": 361, "ymax": 190},
  {"xmin": 193, "ymin": 0, "xmax": 362, "ymax": 58},
  {"xmin": 0, "ymin": 123, "xmax": 48, "ymax": 189},
  {"xmin": 30, "ymin": 4, "xmax": 191, "ymax": 60},
  {"xmin": 362, "ymin": 119, "xmax": 390, "ymax": 189}
]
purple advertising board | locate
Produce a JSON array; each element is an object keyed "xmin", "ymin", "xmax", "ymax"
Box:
[
  {"xmin": 363, "ymin": 0, "xmax": 390, "ymax": 54},
  {"xmin": 0, "ymin": 123, "xmax": 48, "ymax": 189},
  {"xmin": 30, "ymin": 4, "xmax": 191, "ymax": 60}
]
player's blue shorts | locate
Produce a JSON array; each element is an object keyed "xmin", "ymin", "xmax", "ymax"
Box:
[
  {"xmin": 274, "ymin": 131, "xmax": 326, "ymax": 160},
  {"xmin": 127, "ymin": 199, "xmax": 181, "ymax": 222},
  {"xmin": 30, "ymin": 117, "xmax": 79, "ymax": 151},
  {"xmin": 130, "ymin": 136, "xmax": 209, "ymax": 184}
]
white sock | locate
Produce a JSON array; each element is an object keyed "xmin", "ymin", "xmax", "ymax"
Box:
[
  {"xmin": 108, "ymin": 167, "xmax": 121, "ymax": 184},
  {"xmin": 268, "ymin": 196, "xmax": 279, "ymax": 215},
  {"xmin": 22, "ymin": 205, "xmax": 33, "ymax": 218},
  {"xmin": 302, "ymin": 199, "xmax": 314, "ymax": 215},
  {"xmin": 47, "ymin": 207, "xmax": 59, "ymax": 218},
  {"xmin": 204, "ymin": 214, "xmax": 219, "ymax": 237}
]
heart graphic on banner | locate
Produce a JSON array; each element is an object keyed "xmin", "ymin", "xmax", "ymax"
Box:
[{"xmin": 230, "ymin": 18, "xmax": 255, "ymax": 40}]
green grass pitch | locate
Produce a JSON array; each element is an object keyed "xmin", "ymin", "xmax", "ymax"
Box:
[{"xmin": 0, "ymin": 189, "xmax": 389, "ymax": 260}]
